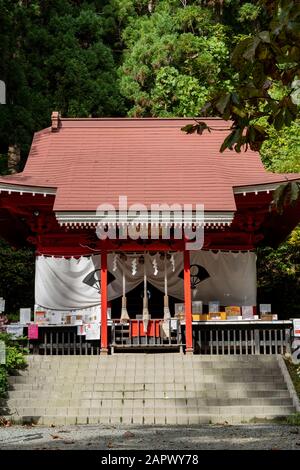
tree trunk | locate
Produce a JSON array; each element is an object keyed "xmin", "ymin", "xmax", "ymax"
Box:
[
  {"xmin": 148, "ymin": 0, "xmax": 155, "ymax": 13},
  {"xmin": 8, "ymin": 144, "xmax": 20, "ymax": 174}
]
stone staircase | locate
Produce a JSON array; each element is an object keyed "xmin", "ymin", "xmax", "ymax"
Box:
[{"xmin": 1, "ymin": 354, "xmax": 296, "ymax": 425}]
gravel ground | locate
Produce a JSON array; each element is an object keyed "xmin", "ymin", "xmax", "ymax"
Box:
[{"xmin": 0, "ymin": 424, "xmax": 299, "ymax": 450}]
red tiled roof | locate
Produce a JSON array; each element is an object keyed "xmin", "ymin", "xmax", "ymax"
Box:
[{"xmin": 0, "ymin": 117, "xmax": 299, "ymax": 212}]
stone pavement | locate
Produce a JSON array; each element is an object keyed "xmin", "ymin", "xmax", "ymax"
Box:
[{"xmin": 0, "ymin": 424, "xmax": 300, "ymax": 450}]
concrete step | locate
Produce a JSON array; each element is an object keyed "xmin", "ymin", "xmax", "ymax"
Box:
[
  {"xmin": 16, "ymin": 368, "xmax": 278, "ymax": 381},
  {"xmin": 24, "ymin": 358, "xmax": 280, "ymax": 365},
  {"xmin": 6, "ymin": 388, "xmax": 291, "ymax": 400},
  {"xmin": 4, "ymin": 407, "xmax": 295, "ymax": 426},
  {"xmin": 25, "ymin": 359, "xmax": 280, "ymax": 368},
  {"xmin": 17, "ymin": 358, "xmax": 283, "ymax": 369},
  {"xmin": 3, "ymin": 405, "xmax": 295, "ymax": 417},
  {"xmin": 20, "ymin": 355, "xmax": 281, "ymax": 362},
  {"xmin": 2, "ymin": 413, "xmax": 289, "ymax": 426},
  {"xmin": 2, "ymin": 393, "xmax": 292, "ymax": 403},
  {"xmin": 2, "ymin": 397, "xmax": 293, "ymax": 409},
  {"xmin": 2, "ymin": 354, "xmax": 296, "ymax": 425},
  {"xmin": 8, "ymin": 374, "xmax": 286, "ymax": 385},
  {"xmin": 8, "ymin": 381, "xmax": 289, "ymax": 392}
]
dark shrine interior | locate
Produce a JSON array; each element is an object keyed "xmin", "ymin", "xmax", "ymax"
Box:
[{"xmin": 110, "ymin": 283, "xmax": 180, "ymax": 319}]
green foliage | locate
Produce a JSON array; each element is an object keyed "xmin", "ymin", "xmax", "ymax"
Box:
[
  {"xmin": 238, "ymin": 3, "xmax": 261, "ymax": 23},
  {"xmin": 43, "ymin": 7, "xmax": 124, "ymax": 117},
  {"xmin": 257, "ymin": 231, "xmax": 300, "ymax": 317},
  {"xmin": 0, "ymin": 154, "xmax": 9, "ymax": 175},
  {"xmin": 0, "ymin": 0, "xmax": 124, "ymax": 169},
  {"xmin": 119, "ymin": 2, "xmax": 231, "ymax": 116},
  {"xmin": 285, "ymin": 360, "xmax": 300, "ymax": 402},
  {"xmin": 260, "ymin": 119, "xmax": 300, "ymax": 208},
  {"xmin": 0, "ymin": 332, "xmax": 27, "ymax": 398},
  {"xmin": 0, "ymin": 366, "xmax": 7, "ymax": 398},
  {"xmin": 182, "ymin": 0, "xmax": 300, "ymax": 152},
  {"xmin": 257, "ymin": 123, "xmax": 300, "ymax": 317},
  {"xmin": 260, "ymin": 120, "xmax": 300, "ymax": 173},
  {"xmin": 286, "ymin": 413, "xmax": 300, "ymax": 425},
  {"xmin": 272, "ymin": 181, "xmax": 300, "ymax": 214},
  {"xmin": 0, "ymin": 239, "xmax": 34, "ymax": 317},
  {"xmin": 151, "ymin": 66, "xmax": 210, "ymax": 116},
  {"xmin": 5, "ymin": 346, "xmax": 27, "ymax": 375},
  {"xmin": 0, "ymin": 0, "xmax": 298, "ymax": 159}
]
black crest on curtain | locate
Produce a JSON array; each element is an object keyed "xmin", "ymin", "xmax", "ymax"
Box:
[
  {"xmin": 82, "ymin": 270, "xmax": 116, "ymax": 292},
  {"xmin": 178, "ymin": 264, "xmax": 210, "ymax": 289}
]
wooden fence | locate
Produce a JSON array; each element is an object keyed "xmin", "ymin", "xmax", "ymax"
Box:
[
  {"xmin": 26, "ymin": 327, "xmax": 101, "ymax": 355},
  {"xmin": 18, "ymin": 321, "xmax": 292, "ymax": 355},
  {"xmin": 110, "ymin": 319, "xmax": 182, "ymax": 352},
  {"xmin": 192, "ymin": 322, "xmax": 292, "ymax": 355}
]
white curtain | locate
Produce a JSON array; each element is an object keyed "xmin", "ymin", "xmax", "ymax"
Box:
[{"xmin": 35, "ymin": 251, "xmax": 257, "ymax": 310}]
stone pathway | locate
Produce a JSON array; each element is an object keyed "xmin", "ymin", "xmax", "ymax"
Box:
[{"xmin": 0, "ymin": 424, "xmax": 299, "ymax": 450}]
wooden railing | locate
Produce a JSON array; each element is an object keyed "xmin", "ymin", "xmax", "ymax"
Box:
[
  {"xmin": 18, "ymin": 320, "xmax": 293, "ymax": 355},
  {"xmin": 23, "ymin": 320, "xmax": 183, "ymax": 355},
  {"xmin": 25, "ymin": 326, "xmax": 101, "ymax": 355},
  {"xmin": 191, "ymin": 321, "xmax": 292, "ymax": 355},
  {"xmin": 110, "ymin": 319, "xmax": 182, "ymax": 352}
]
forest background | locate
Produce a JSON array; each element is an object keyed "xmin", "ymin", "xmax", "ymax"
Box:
[{"xmin": 0, "ymin": 0, "xmax": 299, "ymax": 318}]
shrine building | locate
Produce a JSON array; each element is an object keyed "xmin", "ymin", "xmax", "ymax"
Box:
[{"xmin": 0, "ymin": 113, "xmax": 300, "ymax": 356}]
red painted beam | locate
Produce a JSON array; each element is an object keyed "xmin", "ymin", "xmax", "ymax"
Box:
[
  {"xmin": 103, "ymin": 240, "xmax": 185, "ymax": 252},
  {"xmin": 100, "ymin": 251, "xmax": 108, "ymax": 354},
  {"xmin": 36, "ymin": 239, "xmax": 186, "ymax": 256},
  {"xmin": 183, "ymin": 250, "xmax": 193, "ymax": 354}
]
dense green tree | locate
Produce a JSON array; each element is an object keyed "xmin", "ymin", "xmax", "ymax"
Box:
[
  {"xmin": 119, "ymin": 1, "xmax": 232, "ymax": 116},
  {"xmin": 0, "ymin": 1, "xmax": 124, "ymax": 317},
  {"xmin": 0, "ymin": 0, "xmax": 124, "ymax": 172},
  {"xmin": 183, "ymin": 0, "xmax": 300, "ymax": 153},
  {"xmin": 0, "ymin": 239, "xmax": 35, "ymax": 318},
  {"xmin": 257, "ymin": 233, "xmax": 300, "ymax": 317},
  {"xmin": 257, "ymin": 119, "xmax": 300, "ymax": 318},
  {"xmin": 261, "ymin": 120, "xmax": 300, "ymax": 173}
]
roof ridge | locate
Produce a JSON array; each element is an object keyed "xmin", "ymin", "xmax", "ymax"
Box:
[{"xmin": 60, "ymin": 117, "xmax": 225, "ymax": 121}]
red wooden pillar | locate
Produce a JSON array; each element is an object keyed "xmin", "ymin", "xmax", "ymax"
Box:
[
  {"xmin": 100, "ymin": 250, "xmax": 108, "ymax": 355},
  {"xmin": 184, "ymin": 250, "xmax": 193, "ymax": 354}
]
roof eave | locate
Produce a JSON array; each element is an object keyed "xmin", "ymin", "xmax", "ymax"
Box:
[
  {"xmin": 54, "ymin": 210, "xmax": 235, "ymax": 227},
  {"xmin": 233, "ymin": 177, "xmax": 300, "ymax": 196},
  {"xmin": 0, "ymin": 182, "xmax": 57, "ymax": 196}
]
